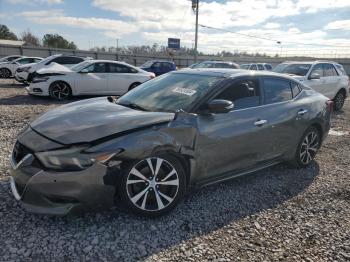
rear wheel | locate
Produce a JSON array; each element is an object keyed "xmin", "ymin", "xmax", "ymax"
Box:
[
  {"xmin": 290, "ymin": 127, "xmax": 321, "ymax": 168},
  {"xmin": 333, "ymin": 90, "xmax": 345, "ymax": 111},
  {"xmin": 118, "ymin": 155, "xmax": 187, "ymax": 217},
  {"xmin": 0, "ymin": 68, "xmax": 11, "ymax": 78},
  {"xmin": 49, "ymin": 81, "xmax": 72, "ymax": 100}
]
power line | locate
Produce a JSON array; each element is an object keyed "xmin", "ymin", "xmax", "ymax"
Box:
[{"xmin": 199, "ymin": 24, "xmax": 350, "ymax": 48}]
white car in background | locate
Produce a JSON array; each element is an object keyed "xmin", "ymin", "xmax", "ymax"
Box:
[
  {"xmin": 240, "ymin": 63, "xmax": 273, "ymax": 71},
  {"xmin": 17, "ymin": 54, "xmax": 88, "ymax": 83},
  {"xmin": 274, "ymin": 61, "xmax": 349, "ymax": 110},
  {"xmin": 0, "ymin": 57, "xmax": 42, "ymax": 78},
  {"xmin": 0, "ymin": 55, "xmax": 23, "ymax": 64},
  {"xmin": 26, "ymin": 60, "xmax": 155, "ymax": 99}
]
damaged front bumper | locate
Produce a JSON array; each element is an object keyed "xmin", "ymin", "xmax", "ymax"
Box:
[{"xmin": 10, "ymin": 151, "xmax": 116, "ymax": 216}]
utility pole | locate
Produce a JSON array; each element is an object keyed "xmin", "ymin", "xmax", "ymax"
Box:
[
  {"xmin": 116, "ymin": 38, "xmax": 119, "ymax": 52},
  {"xmin": 192, "ymin": 0, "xmax": 199, "ymax": 63}
]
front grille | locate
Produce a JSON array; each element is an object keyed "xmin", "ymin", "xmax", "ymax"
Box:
[{"xmin": 12, "ymin": 142, "xmax": 32, "ymax": 164}]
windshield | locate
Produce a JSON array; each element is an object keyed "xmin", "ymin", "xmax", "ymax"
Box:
[
  {"xmin": 71, "ymin": 61, "xmax": 92, "ymax": 72},
  {"xmin": 192, "ymin": 62, "xmax": 215, "ymax": 69},
  {"xmin": 274, "ymin": 63, "xmax": 311, "ymax": 76},
  {"xmin": 140, "ymin": 61, "xmax": 154, "ymax": 68},
  {"xmin": 117, "ymin": 73, "xmax": 223, "ymax": 112}
]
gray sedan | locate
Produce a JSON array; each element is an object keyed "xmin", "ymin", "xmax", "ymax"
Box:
[{"xmin": 10, "ymin": 69, "xmax": 332, "ymax": 217}]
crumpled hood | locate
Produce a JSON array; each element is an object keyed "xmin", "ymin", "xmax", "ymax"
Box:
[
  {"xmin": 36, "ymin": 62, "xmax": 72, "ymax": 75},
  {"xmin": 18, "ymin": 62, "xmax": 37, "ymax": 69},
  {"xmin": 30, "ymin": 97, "xmax": 175, "ymax": 144}
]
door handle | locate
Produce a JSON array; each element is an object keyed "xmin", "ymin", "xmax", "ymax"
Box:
[
  {"xmin": 297, "ymin": 109, "xmax": 308, "ymax": 116},
  {"xmin": 254, "ymin": 119, "xmax": 267, "ymax": 126}
]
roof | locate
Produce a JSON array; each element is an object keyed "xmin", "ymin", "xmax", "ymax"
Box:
[
  {"xmin": 281, "ymin": 60, "xmax": 337, "ymax": 64},
  {"xmin": 0, "ymin": 39, "xmax": 25, "ymax": 46},
  {"xmin": 174, "ymin": 68, "xmax": 297, "ymax": 81}
]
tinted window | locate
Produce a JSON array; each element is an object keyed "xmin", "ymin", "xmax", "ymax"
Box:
[
  {"xmin": 34, "ymin": 58, "xmax": 42, "ymax": 63},
  {"xmin": 109, "ymin": 63, "xmax": 137, "ymax": 73},
  {"xmin": 291, "ymin": 82, "xmax": 301, "ymax": 97},
  {"xmin": 215, "ymin": 63, "xmax": 230, "ymax": 68},
  {"xmin": 250, "ymin": 64, "xmax": 257, "ymax": 70},
  {"xmin": 265, "ymin": 64, "xmax": 272, "ymax": 70},
  {"xmin": 17, "ymin": 58, "xmax": 32, "ymax": 64},
  {"xmin": 161, "ymin": 62, "xmax": 173, "ymax": 70},
  {"xmin": 257, "ymin": 64, "xmax": 264, "ymax": 70},
  {"xmin": 52, "ymin": 56, "xmax": 83, "ymax": 64},
  {"xmin": 262, "ymin": 78, "xmax": 292, "ymax": 104},
  {"xmin": 214, "ymin": 79, "xmax": 260, "ymax": 110},
  {"xmin": 240, "ymin": 64, "xmax": 249, "ymax": 70},
  {"xmin": 310, "ymin": 64, "xmax": 324, "ymax": 77},
  {"xmin": 117, "ymin": 73, "xmax": 222, "ymax": 112},
  {"xmin": 323, "ymin": 64, "xmax": 338, "ymax": 77},
  {"xmin": 153, "ymin": 62, "xmax": 161, "ymax": 68},
  {"xmin": 85, "ymin": 63, "xmax": 107, "ymax": 73}
]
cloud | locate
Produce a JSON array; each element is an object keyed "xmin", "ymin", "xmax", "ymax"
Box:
[
  {"xmin": 325, "ymin": 20, "xmax": 350, "ymax": 31},
  {"xmin": 263, "ymin": 23, "xmax": 280, "ymax": 29},
  {"xmin": 19, "ymin": 10, "xmax": 138, "ymax": 37},
  {"xmin": 296, "ymin": 0, "xmax": 350, "ymax": 13}
]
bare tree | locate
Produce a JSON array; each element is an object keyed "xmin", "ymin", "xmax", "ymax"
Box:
[{"xmin": 21, "ymin": 30, "xmax": 41, "ymax": 46}]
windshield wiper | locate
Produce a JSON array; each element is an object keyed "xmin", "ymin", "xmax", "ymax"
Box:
[{"xmin": 118, "ymin": 102, "xmax": 148, "ymax": 111}]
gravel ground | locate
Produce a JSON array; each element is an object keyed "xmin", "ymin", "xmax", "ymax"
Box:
[{"xmin": 0, "ymin": 78, "xmax": 349, "ymax": 262}]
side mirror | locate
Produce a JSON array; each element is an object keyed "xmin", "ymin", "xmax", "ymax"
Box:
[
  {"xmin": 80, "ymin": 69, "xmax": 89, "ymax": 74},
  {"xmin": 309, "ymin": 72, "xmax": 321, "ymax": 80},
  {"xmin": 201, "ymin": 99, "xmax": 234, "ymax": 114}
]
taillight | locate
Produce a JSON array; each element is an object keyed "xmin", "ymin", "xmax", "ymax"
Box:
[
  {"xmin": 326, "ymin": 100, "xmax": 334, "ymax": 112},
  {"xmin": 149, "ymin": 73, "xmax": 155, "ymax": 79}
]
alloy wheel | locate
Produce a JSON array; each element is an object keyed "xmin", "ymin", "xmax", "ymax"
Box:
[
  {"xmin": 126, "ymin": 157, "xmax": 179, "ymax": 212},
  {"xmin": 0, "ymin": 68, "xmax": 10, "ymax": 78},
  {"xmin": 299, "ymin": 131, "xmax": 319, "ymax": 165},
  {"xmin": 335, "ymin": 92, "xmax": 345, "ymax": 111},
  {"xmin": 50, "ymin": 82, "xmax": 70, "ymax": 100}
]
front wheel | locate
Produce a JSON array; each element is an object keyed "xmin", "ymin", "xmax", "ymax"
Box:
[
  {"xmin": 118, "ymin": 155, "xmax": 187, "ymax": 217},
  {"xmin": 334, "ymin": 91, "xmax": 345, "ymax": 111},
  {"xmin": 290, "ymin": 127, "xmax": 321, "ymax": 168}
]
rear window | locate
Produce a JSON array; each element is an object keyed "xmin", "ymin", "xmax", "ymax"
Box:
[{"xmin": 334, "ymin": 64, "xmax": 346, "ymax": 75}]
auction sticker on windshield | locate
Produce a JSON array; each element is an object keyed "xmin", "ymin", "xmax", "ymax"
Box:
[{"xmin": 172, "ymin": 87, "xmax": 197, "ymax": 96}]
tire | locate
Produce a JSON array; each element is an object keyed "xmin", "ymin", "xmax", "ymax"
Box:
[
  {"xmin": 290, "ymin": 126, "xmax": 321, "ymax": 168},
  {"xmin": 118, "ymin": 154, "xmax": 187, "ymax": 217},
  {"xmin": 0, "ymin": 68, "xmax": 11, "ymax": 78},
  {"xmin": 333, "ymin": 90, "xmax": 345, "ymax": 111},
  {"xmin": 49, "ymin": 81, "xmax": 72, "ymax": 100},
  {"xmin": 128, "ymin": 82, "xmax": 140, "ymax": 91}
]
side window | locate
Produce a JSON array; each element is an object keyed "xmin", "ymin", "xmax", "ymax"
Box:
[
  {"xmin": 161, "ymin": 62, "xmax": 172, "ymax": 70},
  {"xmin": 50, "ymin": 57, "xmax": 69, "ymax": 64},
  {"xmin": 250, "ymin": 64, "xmax": 257, "ymax": 70},
  {"xmin": 310, "ymin": 64, "xmax": 324, "ymax": 77},
  {"xmin": 291, "ymin": 82, "xmax": 301, "ymax": 97},
  {"xmin": 153, "ymin": 62, "xmax": 161, "ymax": 69},
  {"xmin": 34, "ymin": 58, "xmax": 42, "ymax": 63},
  {"xmin": 8, "ymin": 56, "xmax": 21, "ymax": 61},
  {"xmin": 18, "ymin": 58, "xmax": 32, "ymax": 64},
  {"xmin": 109, "ymin": 63, "xmax": 136, "ymax": 73},
  {"xmin": 214, "ymin": 79, "xmax": 261, "ymax": 110},
  {"xmin": 323, "ymin": 64, "xmax": 338, "ymax": 77},
  {"xmin": 262, "ymin": 78, "xmax": 293, "ymax": 104},
  {"xmin": 257, "ymin": 64, "xmax": 264, "ymax": 70},
  {"xmin": 84, "ymin": 63, "xmax": 107, "ymax": 73}
]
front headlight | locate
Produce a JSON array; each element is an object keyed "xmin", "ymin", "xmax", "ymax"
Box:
[
  {"xmin": 35, "ymin": 146, "xmax": 117, "ymax": 171},
  {"xmin": 32, "ymin": 76, "xmax": 50, "ymax": 83}
]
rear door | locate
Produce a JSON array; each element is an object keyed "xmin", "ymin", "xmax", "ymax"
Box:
[
  {"xmin": 259, "ymin": 77, "xmax": 306, "ymax": 157},
  {"xmin": 75, "ymin": 62, "xmax": 109, "ymax": 94},
  {"xmin": 107, "ymin": 63, "xmax": 141, "ymax": 95}
]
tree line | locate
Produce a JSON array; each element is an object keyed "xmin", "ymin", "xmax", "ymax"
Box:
[{"xmin": 0, "ymin": 24, "xmax": 77, "ymax": 50}]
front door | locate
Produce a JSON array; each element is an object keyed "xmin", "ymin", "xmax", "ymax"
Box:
[
  {"xmin": 76, "ymin": 62, "xmax": 109, "ymax": 95},
  {"xmin": 195, "ymin": 77, "xmax": 274, "ymax": 181}
]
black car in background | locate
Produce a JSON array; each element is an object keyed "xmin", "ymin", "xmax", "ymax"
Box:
[{"xmin": 140, "ymin": 60, "xmax": 177, "ymax": 76}]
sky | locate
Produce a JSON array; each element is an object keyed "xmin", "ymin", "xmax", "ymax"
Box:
[{"xmin": 1, "ymin": 0, "xmax": 350, "ymax": 56}]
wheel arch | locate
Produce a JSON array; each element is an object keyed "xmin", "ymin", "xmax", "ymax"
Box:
[
  {"xmin": 128, "ymin": 82, "xmax": 141, "ymax": 91},
  {"xmin": 49, "ymin": 80, "xmax": 73, "ymax": 95}
]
